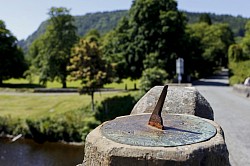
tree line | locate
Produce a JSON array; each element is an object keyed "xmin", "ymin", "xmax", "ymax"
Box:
[
  {"xmin": 18, "ymin": 10, "xmax": 249, "ymax": 55},
  {"xmin": 228, "ymin": 21, "xmax": 250, "ymax": 84},
  {"xmin": 1, "ymin": 0, "xmax": 250, "ymax": 91}
]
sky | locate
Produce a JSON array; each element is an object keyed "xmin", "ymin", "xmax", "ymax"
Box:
[{"xmin": 0, "ymin": 0, "xmax": 250, "ymax": 41}]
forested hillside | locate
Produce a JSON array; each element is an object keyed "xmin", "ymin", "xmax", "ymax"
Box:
[
  {"xmin": 18, "ymin": 10, "xmax": 128, "ymax": 52},
  {"xmin": 186, "ymin": 12, "xmax": 248, "ymax": 37},
  {"xmin": 18, "ymin": 10, "xmax": 249, "ymax": 53}
]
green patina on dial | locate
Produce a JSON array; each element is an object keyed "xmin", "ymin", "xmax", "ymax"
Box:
[{"xmin": 101, "ymin": 114, "xmax": 216, "ymax": 147}]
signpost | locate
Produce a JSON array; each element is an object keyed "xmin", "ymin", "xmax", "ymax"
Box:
[{"xmin": 176, "ymin": 58, "xmax": 184, "ymax": 84}]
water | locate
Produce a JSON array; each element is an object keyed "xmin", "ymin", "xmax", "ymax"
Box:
[{"xmin": 0, "ymin": 138, "xmax": 84, "ymax": 166}]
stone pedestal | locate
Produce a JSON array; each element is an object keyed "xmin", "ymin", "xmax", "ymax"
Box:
[
  {"xmin": 82, "ymin": 115, "xmax": 229, "ymax": 166},
  {"xmin": 131, "ymin": 86, "xmax": 214, "ymax": 120}
]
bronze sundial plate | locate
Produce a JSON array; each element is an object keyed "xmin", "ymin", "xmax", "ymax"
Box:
[{"xmin": 101, "ymin": 114, "xmax": 216, "ymax": 147}]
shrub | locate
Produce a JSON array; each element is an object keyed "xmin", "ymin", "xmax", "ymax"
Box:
[
  {"xmin": 140, "ymin": 67, "xmax": 168, "ymax": 92},
  {"xmin": 229, "ymin": 60, "xmax": 250, "ymax": 85},
  {"xmin": 228, "ymin": 44, "xmax": 244, "ymax": 62},
  {"xmin": 0, "ymin": 106, "xmax": 100, "ymax": 143},
  {"xmin": 0, "ymin": 116, "xmax": 29, "ymax": 136},
  {"xmin": 95, "ymin": 93, "xmax": 142, "ymax": 122},
  {"xmin": 25, "ymin": 106, "xmax": 100, "ymax": 143}
]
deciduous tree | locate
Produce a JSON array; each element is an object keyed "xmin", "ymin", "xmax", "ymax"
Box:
[
  {"xmin": 241, "ymin": 21, "xmax": 250, "ymax": 59},
  {"xmin": 199, "ymin": 13, "xmax": 212, "ymax": 25},
  {"xmin": 68, "ymin": 31, "xmax": 113, "ymax": 111},
  {"xmin": 102, "ymin": 0, "xmax": 187, "ymax": 80},
  {"xmin": 140, "ymin": 67, "xmax": 168, "ymax": 92},
  {"xmin": 187, "ymin": 22, "xmax": 234, "ymax": 76},
  {"xmin": 28, "ymin": 7, "xmax": 78, "ymax": 87},
  {"xmin": 228, "ymin": 44, "xmax": 244, "ymax": 63},
  {"xmin": 0, "ymin": 20, "xmax": 27, "ymax": 85}
]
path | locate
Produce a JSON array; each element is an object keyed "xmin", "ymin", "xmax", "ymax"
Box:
[{"xmin": 193, "ymin": 69, "xmax": 250, "ymax": 166}]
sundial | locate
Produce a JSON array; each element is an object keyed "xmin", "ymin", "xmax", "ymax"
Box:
[{"xmin": 101, "ymin": 85, "xmax": 216, "ymax": 147}]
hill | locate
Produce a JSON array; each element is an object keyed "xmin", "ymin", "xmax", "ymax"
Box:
[
  {"xmin": 18, "ymin": 10, "xmax": 128, "ymax": 53},
  {"xmin": 18, "ymin": 10, "xmax": 249, "ymax": 53},
  {"xmin": 186, "ymin": 11, "xmax": 248, "ymax": 37}
]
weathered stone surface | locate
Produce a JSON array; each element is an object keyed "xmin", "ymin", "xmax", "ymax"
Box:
[
  {"xmin": 82, "ymin": 115, "xmax": 229, "ymax": 166},
  {"xmin": 233, "ymin": 84, "xmax": 250, "ymax": 98},
  {"xmin": 130, "ymin": 86, "xmax": 214, "ymax": 120}
]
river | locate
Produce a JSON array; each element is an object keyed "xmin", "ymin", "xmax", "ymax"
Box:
[{"xmin": 0, "ymin": 138, "xmax": 84, "ymax": 166}]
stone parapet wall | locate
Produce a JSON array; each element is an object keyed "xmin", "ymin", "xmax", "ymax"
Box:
[
  {"xmin": 131, "ymin": 86, "xmax": 214, "ymax": 120},
  {"xmin": 233, "ymin": 84, "xmax": 250, "ymax": 97}
]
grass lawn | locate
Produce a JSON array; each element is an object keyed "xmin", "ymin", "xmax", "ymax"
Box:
[
  {"xmin": 104, "ymin": 78, "xmax": 140, "ymax": 90},
  {"xmin": 2, "ymin": 77, "xmax": 82, "ymax": 88},
  {"xmin": 0, "ymin": 91, "xmax": 137, "ymax": 120},
  {"xmin": 0, "ymin": 77, "xmax": 140, "ymax": 120},
  {"xmin": 3, "ymin": 77, "xmax": 140, "ymax": 90}
]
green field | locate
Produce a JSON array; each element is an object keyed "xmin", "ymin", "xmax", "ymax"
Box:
[
  {"xmin": 0, "ymin": 77, "xmax": 140, "ymax": 119},
  {"xmin": 3, "ymin": 77, "xmax": 140, "ymax": 90},
  {"xmin": 0, "ymin": 78, "xmax": 141, "ymax": 142},
  {"xmin": 0, "ymin": 91, "xmax": 137, "ymax": 120}
]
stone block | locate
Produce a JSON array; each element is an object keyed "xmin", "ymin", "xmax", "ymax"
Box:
[
  {"xmin": 233, "ymin": 84, "xmax": 250, "ymax": 98},
  {"xmin": 130, "ymin": 86, "xmax": 214, "ymax": 120},
  {"xmin": 82, "ymin": 116, "xmax": 229, "ymax": 166}
]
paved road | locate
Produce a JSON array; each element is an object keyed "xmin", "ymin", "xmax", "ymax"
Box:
[{"xmin": 193, "ymin": 70, "xmax": 250, "ymax": 166}]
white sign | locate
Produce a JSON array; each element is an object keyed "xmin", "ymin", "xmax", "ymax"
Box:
[{"xmin": 176, "ymin": 58, "xmax": 184, "ymax": 74}]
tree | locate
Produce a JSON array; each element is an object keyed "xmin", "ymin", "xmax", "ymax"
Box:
[
  {"xmin": 102, "ymin": 0, "xmax": 187, "ymax": 80},
  {"xmin": 244, "ymin": 20, "xmax": 250, "ymax": 35},
  {"xmin": 143, "ymin": 52, "xmax": 164, "ymax": 69},
  {"xmin": 199, "ymin": 13, "xmax": 212, "ymax": 25},
  {"xmin": 84, "ymin": 29, "xmax": 101, "ymax": 41},
  {"xmin": 229, "ymin": 60, "xmax": 250, "ymax": 85},
  {"xmin": 68, "ymin": 32, "xmax": 113, "ymax": 111},
  {"xmin": 140, "ymin": 67, "xmax": 168, "ymax": 92},
  {"xmin": 0, "ymin": 20, "xmax": 27, "ymax": 85},
  {"xmin": 101, "ymin": 18, "xmax": 131, "ymax": 80},
  {"xmin": 182, "ymin": 25, "xmax": 207, "ymax": 79},
  {"xmin": 228, "ymin": 44, "xmax": 244, "ymax": 63},
  {"xmin": 28, "ymin": 7, "xmax": 78, "ymax": 87},
  {"xmin": 204, "ymin": 23, "xmax": 234, "ymax": 67},
  {"xmin": 187, "ymin": 22, "xmax": 234, "ymax": 76},
  {"xmin": 241, "ymin": 21, "xmax": 250, "ymax": 59},
  {"xmin": 228, "ymin": 21, "xmax": 250, "ymax": 85}
]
